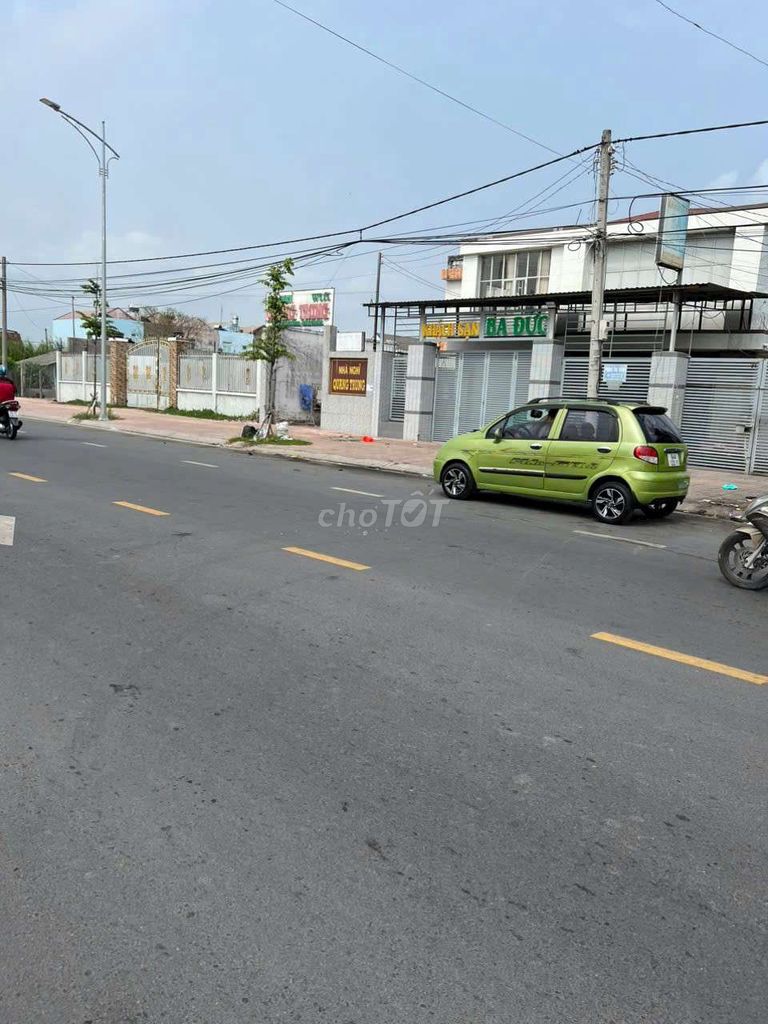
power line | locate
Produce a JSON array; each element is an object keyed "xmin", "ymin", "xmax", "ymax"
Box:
[
  {"xmin": 615, "ymin": 117, "xmax": 768, "ymax": 144},
  {"xmin": 273, "ymin": 0, "xmax": 563, "ymax": 155},
  {"xmin": 652, "ymin": 0, "xmax": 768, "ymax": 70}
]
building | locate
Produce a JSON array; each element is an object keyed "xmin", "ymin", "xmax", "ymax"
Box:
[
  {"xmin": 365, "ymin": 203, "xmax": 768, "ymax": 474},
  {"xmin": 52, "ymin": 307, "xmax": 144, "ymax": 348}
]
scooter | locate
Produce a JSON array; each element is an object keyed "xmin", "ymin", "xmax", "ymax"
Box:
[
  {"xmin": 0, "ymin": 399, "xmax": 22, "ymax": 440},
  {"xmin": 718, "ymin": 494, "xmax": 768, "ymax": 589}
]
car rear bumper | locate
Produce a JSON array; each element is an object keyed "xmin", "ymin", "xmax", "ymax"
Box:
[{"xmin": 627, "ymin": 469, "xmax": 690, "ymax": 503}]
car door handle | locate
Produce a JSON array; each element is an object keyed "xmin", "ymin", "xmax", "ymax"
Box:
[
  {"xmin": 597, "ymin": 446, "xmax": 613, "ymax": 453},
  {"xmin": 529, "ymin": 443, "xmax": 543, "ymax": 450}
]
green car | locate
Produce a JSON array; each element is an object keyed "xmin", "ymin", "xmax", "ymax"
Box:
[{"xmin": 434, "ymin": 399, "xmax": 689, "ymax": 525}]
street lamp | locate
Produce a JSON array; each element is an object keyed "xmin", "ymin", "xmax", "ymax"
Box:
[{"xmin": 40, "ymin": 98, "xmax": 120, "ymax": 421}]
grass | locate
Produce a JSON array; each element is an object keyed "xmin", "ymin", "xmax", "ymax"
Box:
[
  {"xmin": 72, "ymin": 409, "xmax": 119, "ymax": 421},
  {"xmin": 161, "ymin": 407, "xmax": 258, "ymax": 422},
  {"xmin": 228, "ymin": 435, "xmax": 311, "ymax": 447}
]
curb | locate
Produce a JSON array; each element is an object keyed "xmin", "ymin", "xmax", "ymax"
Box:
[{"xmin": 24, "ymin": 413, "xmax": 432, "ymax": 479}]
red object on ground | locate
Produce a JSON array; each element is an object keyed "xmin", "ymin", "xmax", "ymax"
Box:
[{"xmin": 362, "ymin": 435, "xmax": 375, "ymax": 443}]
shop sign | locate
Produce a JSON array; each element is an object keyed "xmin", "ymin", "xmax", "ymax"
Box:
[
  {"xmin": 329, "ymin": 357, "xmax": 367, "ymax": 395},
  {"xmin": 422, "ymin": 320, "xmax": 480, "ymax": 339},
  {"xmin": 270, "ymin": 288, "xmax": 335, "ymax": 328},
  {"xmin": 483, "ymin": 313, "xmax": 550, "ymax": 339}
]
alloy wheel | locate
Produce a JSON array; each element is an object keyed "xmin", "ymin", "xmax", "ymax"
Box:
[{"xmin": 595, "ymin": 487, "xmax": 626, "ymax": 521}]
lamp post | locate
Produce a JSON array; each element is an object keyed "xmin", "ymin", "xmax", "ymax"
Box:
[{"xmin": 40, "ymin": 98, "xmax": 119, "ymax": 421}]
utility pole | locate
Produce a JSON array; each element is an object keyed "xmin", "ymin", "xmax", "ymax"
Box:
[
  {"xmin": 1, "ymin": 256, "xmax": 8, "ymax": 369},
  {"xmin": 71, "ymin": 296, "xmax": 76, "ymax": 349},
  {"xmin": 371, "ymin": 251, "xmax": 382, "ymax": 352},
  {"xmin": 587, "ymin": 129, "xmax": 613, "ymax": 399},
  {"xmin": 99, "ymin": 121, "xmax": 109, "ymax": 421}
]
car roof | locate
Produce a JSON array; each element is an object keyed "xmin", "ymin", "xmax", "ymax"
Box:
[{"xmin": 526, "ymin": 398, "xmax": 666, "ymax": 413}]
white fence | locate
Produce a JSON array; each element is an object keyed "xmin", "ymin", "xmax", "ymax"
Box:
[
  {"xmin": 177, "ymin": 353, "xmax": 264, "ymax": 418},
  {"xmin": 56, "ymin": 351, "xmax": 112, "ymax": 405}
]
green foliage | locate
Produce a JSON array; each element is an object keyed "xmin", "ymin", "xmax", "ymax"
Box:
[
  {"xmin": 228, "ymin": 435, "xmax": 311, "ymax": 447},
  {"xmin": 243, "ymin": 258, "xmax": 295, "ymax": 417},
  {"xmin": 161, "ymin": 406, "xmax": 258, "ymax": 422},
  {"xmin": 79, "ymin": 278, "xmax": 120, "ymax": 339}
]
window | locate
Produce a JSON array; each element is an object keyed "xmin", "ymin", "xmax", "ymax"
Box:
[
  {"xmin": 479, "ymin": 250, "xmax": 551, "ymax": 298},
  {"xmin": 634, "ymin": 410, "xmax": 683, "ymax": 443},
  {"xmin": 559, "ymin": 409, "xmax": 619, "ymax": 443},
  {"xmin": 490, "ymin": 406, "xmax": 558, "ymax": 440}
]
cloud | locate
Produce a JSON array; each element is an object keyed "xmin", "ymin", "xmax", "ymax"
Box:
[
  {"xmin": 751, "ymin": 159, "xmax": 768, "ymax": 186},
  {"xmin": 707, "ymin": 170, "xmax": 739, "ymax": 189}
]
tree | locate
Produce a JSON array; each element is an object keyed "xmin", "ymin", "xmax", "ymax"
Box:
[
  {"xmin": 79, "ymin": 278, "xmax": 120, "ymax": 339},
  {"xmin": 244, "ymin": 258, "xmax": 294, "ymax": 428},
  {"xmin": 142, "ymin": 307, "xmax": 209, "ymax": 342}
]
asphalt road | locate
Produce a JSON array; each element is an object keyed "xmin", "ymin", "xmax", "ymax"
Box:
[{"xmin": 1, "ymin": 420, "xmax": 766, "ymax": 1024}]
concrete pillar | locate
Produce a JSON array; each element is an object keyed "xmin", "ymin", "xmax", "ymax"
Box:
[
  {"xmin": 81, "ymin": 350, "xmax": 88, "ymax": 401},
  {"xmin": 527, "ymin": 339, "xmax": 565, "ymax": 402},
  {"xmin": 403, "ymin": 342, "xmax": 437, "ymax": 441},
  {"xmin": 109, "ymin": 340, "xmax": 128, "ymax": 407},
  {"xmin": 647, "ymin": 351, "xmax": 689, "ymax": 426},
  {"xmin": 211, "ymin": 351, "xmax": 218, "ymax": 414},
  {"xmin": 55, "ymin": 350, "xmax": 62, "ymax": 402}
]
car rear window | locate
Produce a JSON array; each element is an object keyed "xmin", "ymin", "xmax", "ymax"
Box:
[{"xmin": 634, "ymin": 410, "xmax": 683, "ymax": 444}]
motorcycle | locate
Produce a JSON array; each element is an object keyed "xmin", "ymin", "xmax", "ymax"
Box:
[
  {"xmin": 0, "ymin": 399, "xmax": 22, "ymax": 440},
  {"xmin": 718, "ymin": 494, "xmax": 768, "ymax": 589}
]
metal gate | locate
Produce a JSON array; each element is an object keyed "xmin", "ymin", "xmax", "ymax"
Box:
[
  {"xmin": 681, "ymin": 358, "xmax": 763, "ymax": 473},
  {"xmin": 127, "ymin": 340, "xmax": 171, "ymax": 409},
  {"xmin": 561, "ymin": 357, "xmax": 652, "ymax": 403},
  {"xmin": 389, "ymin": 353, "xmax": 407, "ymax": 421},
  {"xmin": 432, "ymin": 350, "xmax": 530, "ymax": 442}
]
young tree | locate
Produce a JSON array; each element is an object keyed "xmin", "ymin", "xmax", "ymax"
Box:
[
  {"xmin": 79, "ymin": 278, "xmax": 120, "ymax": 340},
  {"xmin": 244, "ymin": 258, "xmax": 295, "ymax": 427}
]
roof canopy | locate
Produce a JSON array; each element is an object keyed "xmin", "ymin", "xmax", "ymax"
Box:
[{"xmin": 365, "ymin": 283, "xmax": 767, "ymax": 317}]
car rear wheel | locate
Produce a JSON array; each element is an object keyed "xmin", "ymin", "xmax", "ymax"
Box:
[
  {"xmin": 440, "ymin": 462, "xmax": 476, "ymax": 500},
  {"xmin": 642, "ymin": 498, "xmax": 679, "ymax": 519},
  {"xmin": 592, "ymin": 480, "xmax": 634, "ymax": 525}
]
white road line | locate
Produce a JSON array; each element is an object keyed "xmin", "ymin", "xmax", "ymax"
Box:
[
  {"xmin": 82, "ymin": 441, "xmax": 108, "ymax": 448},
  {"xmin": 0, "ymin": 516, "xmax": 16, "ymax": 546},
  {"xmin": 331, "ymin": 486, "xmax": 385, "ymax": 498},
  {"xmin": 182, "ymin": 460, "xmax": 219, "ymax": 469},
  {"xmin": 573, "ymin": 529, "xmax": 667, "ymax": 550}
]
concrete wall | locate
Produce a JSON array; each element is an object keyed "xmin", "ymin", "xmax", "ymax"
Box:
[
  {"xmin": 320, "ymin": 328, "xmax": 379, "ymax": 434},
  {"xmin": 273, "ymin": 329, "xmax": 323, "ymax": 422}
]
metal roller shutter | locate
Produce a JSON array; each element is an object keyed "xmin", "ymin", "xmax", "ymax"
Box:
[
  {"xmin": 484, "ymin": 351, "xmax": 519, "ymax": 423},
  {"xmin": 561, "ymin": 357, "xmax": 651, "ymax": 403},
  {"xmin": 432, "ymin": 354, "xmax": 459, "ymax": 441},
  {"xmin": 389, "ymin": 354, "xmax": 407, "ymax": 421},
  {"xmin": 751, "ymin": 362, "xmax": 768, "ymax": 474},
  {"xmin": 456, "ymin": 352, "xmax": 486, "ymax": 434},
  {"xmin": 681, "ymin": 358, "xmax": 761, "ymax": 472}
]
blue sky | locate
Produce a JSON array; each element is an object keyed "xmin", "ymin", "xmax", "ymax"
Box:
[{"xmin": 2, "ymin": 0, "xmax": 767, "ymax": 340}]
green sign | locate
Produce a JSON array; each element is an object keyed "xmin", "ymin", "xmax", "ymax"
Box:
[{"xmin": 484, "ymin": 313, "xmax": 549, "ymax": 339}]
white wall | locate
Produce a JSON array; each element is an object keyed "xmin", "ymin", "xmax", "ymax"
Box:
[{"xmin": 273, "ymin": 329, "xmax": 323, "ymax": 421}]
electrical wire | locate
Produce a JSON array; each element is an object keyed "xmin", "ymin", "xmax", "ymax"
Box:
[
  {"xmin": 652, "ymin": 0, "xmax": 768, "ymax": 70},
  {"xmin": 614, "ymin": 118, "xmax": 768, "ymax": 144}
]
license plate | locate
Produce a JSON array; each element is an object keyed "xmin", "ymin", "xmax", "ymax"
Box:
[{"xmin": 667, "ymin": 451, "xmax": 681, "ymax": 467}]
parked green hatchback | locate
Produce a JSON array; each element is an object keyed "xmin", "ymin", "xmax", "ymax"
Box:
[{"xmin": 434, "ymin": 399, "xmax": 689, "ymax": 524}]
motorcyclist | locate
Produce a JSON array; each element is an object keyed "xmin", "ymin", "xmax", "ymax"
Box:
[{"xmin": 0, "ymin": 365, "xmax": 17, "ymax": 433}]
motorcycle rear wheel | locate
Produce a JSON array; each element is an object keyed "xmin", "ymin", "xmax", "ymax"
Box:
[{"xmin": 718, "ymin": 531, "xmax": 768, "ymax": 590}]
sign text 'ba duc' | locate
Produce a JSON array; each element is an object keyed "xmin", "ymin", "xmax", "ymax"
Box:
[
  {"xmin": 329, "ymin": 357, "xmax": 368, "ymax": 396},
  {"xmin": 484, "ymin": 313, "xmax": 550, "ymax": 339}
]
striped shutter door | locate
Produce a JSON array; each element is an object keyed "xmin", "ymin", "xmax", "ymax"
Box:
[
  {"xmin": 456, "ymin": 352, "xmax": 486, "ymax": 434},
  {"xmin": 484, "ymin": 351, "xmax": 518, "ymax": 423},
  {"xmin": 561, "ymin": 357, "xmax": 651, "ymax": 403},
  {"xmin": 681, "ymin": 358, "xmax": 760, "ymax": 472},
  {"xmin": 514, "ymin": 350, "xmax": 532, "ymax": 407},
  {"xmin": 750, "ymin": 362, "xmax": 768, "ymax": 475},
  {"xmin": 432, "ymin": 354, "xmax": 459, "ymax": 441},
  {"xmin": 389, "ymin": 354, "xmax": 407, "ymax": 421}
]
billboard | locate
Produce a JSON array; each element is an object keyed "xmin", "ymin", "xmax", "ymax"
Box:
[
  {"xmin": 655, "ymin": 194, "xmax": 690, "ymax": 272},
  {"xmin": 277, "ymin": 288, "xmax": 335, "ymax": 328}
]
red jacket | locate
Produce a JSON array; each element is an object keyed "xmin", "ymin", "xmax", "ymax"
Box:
[{"xmin": 0, "ymin": 378, "xmax": 16, "ymax": 403}]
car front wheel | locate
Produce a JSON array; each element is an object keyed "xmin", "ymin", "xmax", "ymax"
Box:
[
  {"xmin": 592, "ymin": 480, "xmax": 634, "ymax": 525},
  {"xmin": 440, "ymin": 462, "xmax": 476, "ymax": 500}
]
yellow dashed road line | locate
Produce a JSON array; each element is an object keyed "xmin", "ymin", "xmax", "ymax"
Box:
[
  {"xmin": 592, "ymin": 632, "xmax": 767, "ymax": 686},
  {"xmin": 8, "ymin": 472, "xmax": 46, "ymax": 483},
  {"xmin": 113, "ymin": 501, "xmax": 171, "ymax": 518},
  {"xmin": 283, "ymin": 546, "xmax": 369, "ymax": 571}
]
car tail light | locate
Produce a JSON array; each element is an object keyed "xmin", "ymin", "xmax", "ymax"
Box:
[{"xmin": 634, "ymin": 445, "xmax": 659, "ymax": 465}]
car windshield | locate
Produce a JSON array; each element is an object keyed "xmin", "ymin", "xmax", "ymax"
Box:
[{"xmin": 634, "ymin": 410, "xmax": 683, "ymax": 444}]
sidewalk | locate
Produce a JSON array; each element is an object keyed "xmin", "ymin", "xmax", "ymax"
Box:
[{"xmin": 20, "ymin": 398, "xmax": 766, "ymax": 517}]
